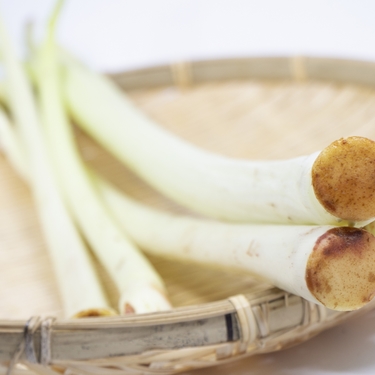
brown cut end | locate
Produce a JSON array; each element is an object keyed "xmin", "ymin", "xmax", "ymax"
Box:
[
  {"xmin": 73, "ymin": 308, "xmax": 118, "ymax": 318},
  {"xmin": 306, "ymin": 227, "xmax": 375, "ymax": 311},
  {"xmin": 312, "ymin": 136, "xmax": 375, "ymax": 222}
]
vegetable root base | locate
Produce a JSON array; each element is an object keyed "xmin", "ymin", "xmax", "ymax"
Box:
[
  {"xmin": 312, "ymin": 136, "xmax": 375, "ymax": 222},
  {"xmin": 306, "ymin": 227, "xmax": 375, "ymax": 310}
]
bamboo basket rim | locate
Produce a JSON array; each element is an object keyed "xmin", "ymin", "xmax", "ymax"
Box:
[{"xmin": 2, "ymin": 55, "xmax": 375, "ymax": 374}]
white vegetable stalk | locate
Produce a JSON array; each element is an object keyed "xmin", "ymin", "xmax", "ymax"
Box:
[
  {"xmin": 35, "ymin": 2, "xmax": 171, "ymax": 314},
  {"xmin": 5, "ymin": 119, "xmax": 375, "ymax": 312},
  {"xmin": 62, "ymin": 60, "xmax": 375, "ymax": 227},
  {"xmin": 0, "ymin": 15, "xmax": 112, "ymax": 318},
  {"xmin": 97, "ymin": 180, "xmax": 375, "ymax": 311},
  {"xmin": 0, "ymin": 110, "xmax": 27, "ymax": 180}
]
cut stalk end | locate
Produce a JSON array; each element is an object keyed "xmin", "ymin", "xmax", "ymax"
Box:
[
  {"xmin": 72, "ymin": 308, "xmax": 118, "ymax": 319},
  {"xmin": 312, "ymin": 136, "xmax": 375, "ymax": 222},
  {"xmin": 306, "ymin": 227, "xmax": 375, "ymax": 311},
  {"xmin": 118, "ymin": 282, "xmax": 172, "ymax": 315}
]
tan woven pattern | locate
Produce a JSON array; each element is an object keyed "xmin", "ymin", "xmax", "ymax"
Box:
[{"xmin": 1, "ymin": 57, "xmax": 375, "ymax": 374}]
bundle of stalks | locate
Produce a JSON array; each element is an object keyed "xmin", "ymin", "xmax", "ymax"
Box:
[
  {"xmin": 3, "ymin": 118, "xmax": 375, "ymax": 311},
  {"xmin": 0, "ymin": 0, "xmax": 171, "ymax": 317}
]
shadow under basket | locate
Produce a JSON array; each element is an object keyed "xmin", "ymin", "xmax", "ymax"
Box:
[{"xmin": 2, "ymin": 56, "xmax": 375, "ymax": 374}]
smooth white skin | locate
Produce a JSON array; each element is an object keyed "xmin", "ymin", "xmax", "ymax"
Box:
[
  {"xmin": 0, "ymin": 20, "xmax": 110, "ymax": 318},
  {"xmin": 35, "ymin": 17, "xmax": 171, "ymax": 314},
  {"xmin": 97, "ymin": 180, "xmax": 330, "ymax": 305},
  {"xmin": 63, "ymin": 61, "xmax": 347, "ymax": 226}
]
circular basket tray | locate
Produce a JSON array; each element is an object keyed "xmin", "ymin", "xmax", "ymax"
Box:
[{"xmin": 1, "ymin": 56, "xmax": 375, "ymax": 375}]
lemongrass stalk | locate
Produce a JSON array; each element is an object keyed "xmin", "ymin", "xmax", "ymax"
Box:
[
  {"xmin": 0, "ymin": 110, "xmax": 117, "ymax": 319},
  {"xmin": 5, "ymin": 116, "xmax": 375, "ymax": 312},
  {"xmin": 0, "ymin": 15, "xmax": 113, "ymax": 318},
  {"xmin": 62, "ymin": 58, "xmax": 375, "ymax": 227},
  {"xmin": 95, "ymin": 179, "xmax": 375, "ymax": 311},
  {"xmin": 35, "ymin": 1, "xmax": 171, "ymax": 314},
  {"xmin": 0, "ymin": 110, "xmax": 27, "ymax": 180}
]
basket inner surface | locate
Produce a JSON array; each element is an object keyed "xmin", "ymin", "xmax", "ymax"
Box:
[{"xmin": 1, "ymin": 77, "xmax": 375, "ymax": 319}]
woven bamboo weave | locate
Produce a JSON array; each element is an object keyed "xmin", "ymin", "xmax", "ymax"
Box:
[{"xmin": 1, "ymin": 56, "xmax": 375, "ymax": 374}]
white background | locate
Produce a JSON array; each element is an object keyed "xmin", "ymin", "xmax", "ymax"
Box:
[
  {"xmin": 2, "ymin": 1, "xmax": 375, "ymax": 374},
  {"xmin": 2, "ymin": 0, "xmax": 375, "ymax": 72}
]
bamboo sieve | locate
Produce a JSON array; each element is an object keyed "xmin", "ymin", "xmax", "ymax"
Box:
[{"xmin": 1, "ymin": 56, "xmax": 375, "ymax": 374}]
